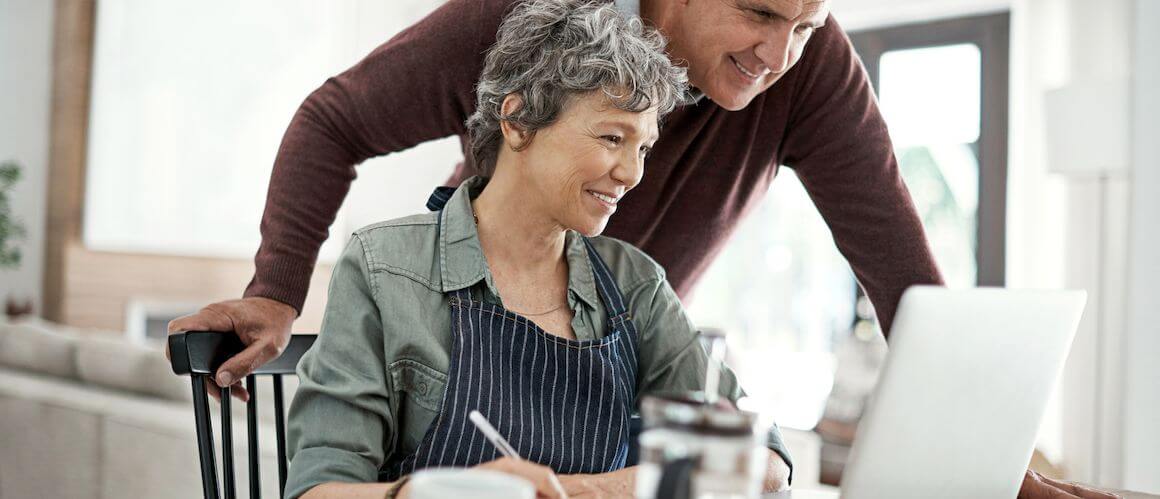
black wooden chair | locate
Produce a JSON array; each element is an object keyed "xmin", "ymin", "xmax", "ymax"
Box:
[{"xmin": 168, "ymin": 331, "xmax": 316, "ymax": 499}]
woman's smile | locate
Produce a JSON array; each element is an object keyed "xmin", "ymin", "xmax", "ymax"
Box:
[{"xmin": 586, "ymin": 189, "xmax": 619, "ymax": 213}]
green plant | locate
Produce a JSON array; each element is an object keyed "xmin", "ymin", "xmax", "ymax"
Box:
[{"xmin": 0, "ymin": 160, "xmax": 26, "ymax": 269}]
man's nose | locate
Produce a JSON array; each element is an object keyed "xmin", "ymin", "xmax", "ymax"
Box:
[{"xmin": 754, "ymin": 28, "xmax": 794, "ymax": 74}]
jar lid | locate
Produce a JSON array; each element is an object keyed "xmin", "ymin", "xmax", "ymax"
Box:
[{"xmin": 641, "ymin": 392, "xmax": 763, "ymax": 437}]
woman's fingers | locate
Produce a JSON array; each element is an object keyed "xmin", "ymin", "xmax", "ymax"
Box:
[{"xmin": 476, "ymin": 457, "xmax": 568, "ymax": 498}]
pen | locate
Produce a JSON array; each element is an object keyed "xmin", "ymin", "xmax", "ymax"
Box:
[{"xmin": 469, "ymin": 410, "xmax": 569, "ymax": 499}]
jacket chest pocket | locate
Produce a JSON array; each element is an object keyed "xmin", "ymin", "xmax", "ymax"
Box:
[{"xmin": 388, "ymin": 360, "xmax": 447, "ymax": 453}]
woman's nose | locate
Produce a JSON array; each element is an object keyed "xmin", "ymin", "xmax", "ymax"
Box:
[{"xmin": 612, "ymin": 152, "xmax": 644, "ymax": 189}]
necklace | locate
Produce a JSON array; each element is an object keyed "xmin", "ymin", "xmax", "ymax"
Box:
[
  {"xmin": 508, "ymin": 302, "xmax": 569, "ymax": 316},
  {"xmin": 473, "ymin": 208, "xmax": 567, "ymax": 317}
]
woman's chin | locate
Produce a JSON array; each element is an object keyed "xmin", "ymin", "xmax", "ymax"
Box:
[{"xmin": 573, "ymin": 217, "xmax": 611, "ymax": 238}]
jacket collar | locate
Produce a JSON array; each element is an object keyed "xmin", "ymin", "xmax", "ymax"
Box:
[{"xmin": 437, "ymin": 176, "xmax": 601, "ymax": 310}]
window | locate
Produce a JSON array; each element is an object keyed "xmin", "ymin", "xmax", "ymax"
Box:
[
  {"xmin": 852, "ymin": 13, "xmax": 1010, "ymax": 288},
  {"xmin": 82, "ymin": 1, "xmax": 456, "ymax": 261}
]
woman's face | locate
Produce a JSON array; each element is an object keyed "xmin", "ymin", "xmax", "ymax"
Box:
[{"xmin": 513, "ymin": 91, "xmax": 659, "ymax": 237}]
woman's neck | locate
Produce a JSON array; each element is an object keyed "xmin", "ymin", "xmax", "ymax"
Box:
[{"xmin": 471, "ymin": 168, "xmax": 567, "ymax": 278}]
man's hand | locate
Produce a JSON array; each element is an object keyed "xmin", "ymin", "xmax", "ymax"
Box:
[
  {"xmin": 1019, "ymin": 469, "xmax": 1120, "ymax": 499},
  {"xmin": 166, "ymin": 297, "xmax": 297, "ymax": 402}
]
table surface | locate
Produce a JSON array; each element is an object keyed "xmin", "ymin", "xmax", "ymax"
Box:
[
  {"xmin": 763, "ymin": 487, "xmax": 1159, "ymax": 498},
  {"xmin": 764, "ymin": 490, "xmax": 839, "ymax": 498}
]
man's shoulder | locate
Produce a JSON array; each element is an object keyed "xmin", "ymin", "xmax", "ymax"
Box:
[{"xmin": 585, "ymin": 234, "xmax": 667, "ymax": 289}]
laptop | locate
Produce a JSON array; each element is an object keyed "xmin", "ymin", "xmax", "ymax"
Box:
[{"xmin": 832, "ymin": 286, "xmax": 1086, "ymax": 499}]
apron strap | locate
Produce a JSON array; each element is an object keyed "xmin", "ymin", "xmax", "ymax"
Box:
[
  {"xmin": 580, "ymin": 237, "xmax": 630, "ymax": 318},
  {"xmin": 426, "ymin": 186, "xmax": 458, "ymax": 212},
  {"xmin": 428, "ymin": 186, "xmax": 467, "ymax": 300}
]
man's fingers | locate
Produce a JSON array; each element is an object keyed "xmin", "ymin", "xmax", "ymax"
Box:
[
  {"xmin": 215, "ymin": 340, "xmax": 283, "ymax": 387},
  {"xmin": 1021, "ymin": 470, "xmax": 1081, "ymax": 499},
  {"xmin": 1041, "ymin": 475, "xmax": 1121, "ymax": 499},
  {"xmin": 166, "ymin": 308, "xmax": 237, "ymax": 361},
  {"xmin": 204, "ymin": 378, "xmax": 250, "ymax": 403},
  {"xmin": 228, "ymin": 382, "xmax": 251, "ymax": 403},
  {"xmin": 168, "ymin": 307, "xmax": 236, "ymax": 334}
]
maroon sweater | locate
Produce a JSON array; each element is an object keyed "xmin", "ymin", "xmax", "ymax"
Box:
[{"xmin": 246, "ymin": 0, "xmax": 943, "ymax": 334}]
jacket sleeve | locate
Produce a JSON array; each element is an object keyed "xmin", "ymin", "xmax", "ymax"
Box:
[{"xmin": 284, "ymin": 235, "xmax": 393, "ymax": 498}]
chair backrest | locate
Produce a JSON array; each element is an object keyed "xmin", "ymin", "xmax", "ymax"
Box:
[{"xmin": 168, "ymin": 331, "xmax": 316, "ymax": 499}]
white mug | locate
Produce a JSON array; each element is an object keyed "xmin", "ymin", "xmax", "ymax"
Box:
[{"xmin": 407, "ymin": 468, "xmax": 535, "ymax": 499}]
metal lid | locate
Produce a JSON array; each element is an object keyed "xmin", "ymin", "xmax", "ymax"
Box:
[{"xmin": 640, "ymin": 392, "xmax": 762, "ymax": 437}]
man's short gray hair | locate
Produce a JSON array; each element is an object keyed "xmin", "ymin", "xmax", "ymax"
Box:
[{"xmin": 466, "ymin": 0, "xmax": 689, "ymax": 174}]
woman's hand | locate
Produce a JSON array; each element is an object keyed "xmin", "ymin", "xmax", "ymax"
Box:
[
  {"xmin": 558, "ymin": 467, "xmax": 636, "ymax": 498},
  {"xmin": 468, "ymin": 457, "xmax": 569, "ymax": 498},
  {"xmin": 764, "ymin": 449, "xmax": 791, "ymax": 492},
  {"xmin": 391, "ymin": 458, "xmax": 567, "ymax": 499}
]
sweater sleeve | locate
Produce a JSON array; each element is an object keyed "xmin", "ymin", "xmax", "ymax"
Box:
[
  {"xmin": 244, "ymin": 0, "xmax": 510, "ymax": 312},
  {"xmin": 777, "ymin": 15, "xmax": 944, "ymax": 335}
]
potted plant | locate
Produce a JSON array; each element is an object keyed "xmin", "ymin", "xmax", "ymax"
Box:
[{"xmin": 1, "ymin": 160, "xmax": 30, "ymax": 318}]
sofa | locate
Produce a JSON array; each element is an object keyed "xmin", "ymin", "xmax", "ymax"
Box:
[
  {"xmin": 0, "ymin": 317, "xmax": 822, "ymax": 499},
  {"xmin": 0, "ymin": 317, "xmax": 287, "ymax": 499}
]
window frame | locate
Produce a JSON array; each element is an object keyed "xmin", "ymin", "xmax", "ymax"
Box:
[{"xmin": 849, "ymin": 12, "xmax": 1011, "ymax": 286}]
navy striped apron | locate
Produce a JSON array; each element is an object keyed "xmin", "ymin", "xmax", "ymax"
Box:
[{"xmin": 382, "ymin": 187, "xmax": 641, "ymax": 479}]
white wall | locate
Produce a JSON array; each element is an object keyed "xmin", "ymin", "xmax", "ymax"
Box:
[
  {"xmin": 1122, "ymin": 0, "xmax": 1160, "ymax": 491},
  {"xmin": 0, "ymin": 0, "xmax": 53, "ymax": 313}
]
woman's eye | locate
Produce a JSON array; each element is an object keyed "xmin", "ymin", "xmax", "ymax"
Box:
[
  {"xmin": 639, "ymin": 146, "xmax": 652, "ymax": 157},
  {"xmin": 602, "ymin": 135, "xmax": 622, "ymax": 145}
]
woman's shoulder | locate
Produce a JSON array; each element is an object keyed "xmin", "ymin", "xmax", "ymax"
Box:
[
  {"xmin": 347, "ymin": 212, "xmax": 442, "ymax": 286},
  {"xmin": 354, "ymin": 212, "xmax": 440, "ymax": 236},
  {"xmin": 583, "ymin": 234, "xmax": 667, "ymax": 289}
]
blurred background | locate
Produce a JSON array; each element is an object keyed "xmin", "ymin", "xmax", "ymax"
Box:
[{"xmin": 0, "ymin": 0, "xmax": 1157, "ymax": 497}]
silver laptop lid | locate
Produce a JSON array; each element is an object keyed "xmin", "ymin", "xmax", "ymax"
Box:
[{"xmin": 841, "ymin": 286, "xmax": 1085, "ymax": 499}]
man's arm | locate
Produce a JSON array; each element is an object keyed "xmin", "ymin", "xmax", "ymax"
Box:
[
  {"xmin": 777, "ymin": 15, "xmax": 943, "ymax": 335},
  {"xmin": 170, "ymin": 0, "xmax": 513, "ymax": 389},
  {"xmin": 247, "ymin": 0, "xmax": 501, "ymax": 312}
]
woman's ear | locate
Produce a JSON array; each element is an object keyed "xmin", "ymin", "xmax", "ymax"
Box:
[{"xmin": 498, "ymin": 93, "xmax": 531, "ymax": 150}]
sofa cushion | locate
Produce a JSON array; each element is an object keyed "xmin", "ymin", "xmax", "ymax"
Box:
[
  {"xmin": 0, "ymin": 318, "xmax": 79, "ymax": 379},
  {"xmin": 0, "ymin": 394, "xmax": 102, "ymax": 499},
  {"xmin": 75, "ymin": 335, "xmax": 193, "ymax": 402}
]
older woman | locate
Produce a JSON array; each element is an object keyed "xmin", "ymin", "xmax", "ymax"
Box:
[{"xmin": 284, "ymin": 1, "xmax": 790, "ymax": 498}]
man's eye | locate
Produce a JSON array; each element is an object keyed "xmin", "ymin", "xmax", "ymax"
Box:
[
  {"xmin": 602, "ymin": 135, "xmax": 622, "ymax": 145},
  {"xmin": 750, "ymin": 8, "xmax": 774, "ymax": 19},
  {"xmin": 795, "ymin": 24, "xmax": 816, "ymax": 35},
  {"xmin": 639, "ymin": 146, "xmax": 652, "ymax": 157}
]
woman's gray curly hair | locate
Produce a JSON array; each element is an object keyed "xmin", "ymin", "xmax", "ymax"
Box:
[{"xmin": 465, "ymin": 0, "xmax": 689, "ymax": 175}]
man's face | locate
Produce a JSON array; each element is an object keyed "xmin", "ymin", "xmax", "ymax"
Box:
[{"xmin": 663, "ymin": 0, "xmax": 829, "ymax": 110}]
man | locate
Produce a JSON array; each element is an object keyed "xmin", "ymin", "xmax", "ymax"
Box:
[{"xmin": 169, "ymin": 0, "xmax": 1112, "ymax": 496}]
